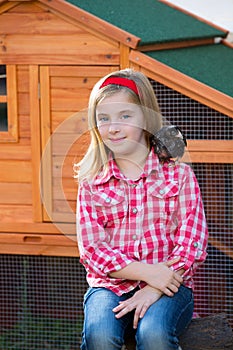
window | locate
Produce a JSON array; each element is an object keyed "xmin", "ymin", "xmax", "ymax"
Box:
[{"xmin": 0, "ymin": 65, "xmax": 18, "ymax": 142}]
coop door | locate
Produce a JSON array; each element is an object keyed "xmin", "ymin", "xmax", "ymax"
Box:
[{"xmin": 39, "ymin": 65, "xmax": 117, "ymax": 228}]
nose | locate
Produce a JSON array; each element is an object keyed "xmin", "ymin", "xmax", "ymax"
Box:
[{"xmin": 109, "ymin": 122, "xmax": 120, "ymax": 134}]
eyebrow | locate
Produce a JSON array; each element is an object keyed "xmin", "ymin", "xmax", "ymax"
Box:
[{"xmin": 96, "ymin": 109, "xmax": 135, "ymax": 117}]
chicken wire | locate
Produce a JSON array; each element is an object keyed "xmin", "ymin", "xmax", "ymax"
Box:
[{"xmin": 0, "ymin": 78, "xmax": 232, "ymax": 348}]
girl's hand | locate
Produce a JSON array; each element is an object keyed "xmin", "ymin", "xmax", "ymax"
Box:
[
  {"xmin": 144, "ymin": 258, "xmax": 183, "ymax": 296},
  {"xmin": 113, "ymin": 285, "xmax": 162, "ymax": 329}
]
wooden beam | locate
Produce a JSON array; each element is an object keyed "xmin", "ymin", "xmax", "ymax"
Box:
[
  {"xmin": 40, "ymin": 65, "xmax": 52, "ymax": 222},
  {"xmin": 120, "ymin": 43, "xmax": 130, "ymax": 69},
  {"xmin": 29, "ymin": 65, "xmax": 43, "ymax": 222}
]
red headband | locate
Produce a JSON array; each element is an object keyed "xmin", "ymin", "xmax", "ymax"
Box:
[{"xmin": 100, "ymin": 76, "xmax": 139, "ymax": 96}]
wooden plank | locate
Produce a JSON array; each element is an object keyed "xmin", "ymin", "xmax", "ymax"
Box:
[
  {"xmin": 0, "ymin": 160, "xmax": 31, "ymax": 182},
  {"xmin": 53, "ymin": 198, "xmax": 76, "ymax": 212},
  {"xmin": 0, "ymin": 54, "xmax": 119, "ymax": 65},
  {"xmin": 29, "ymin": 65, "xmax": 43, "ymax": 222},
  {"xmin": 1, "ymin": 34, "xmax": 120, "ymax": 55},
  {"xmin": 51, "ymin": 89, "xmax": 89, "ymax": 111},
  {"xmin": 52, "ymin": 133, "xmax": 89, "ymax": 157},
  {"xmin": 0, "ymin": 1, "xmax": 19, "ymax": 15},
  {"xmin": 50, "ymin": 76, "xmax": 101, "ymax": 89},
  {"xmin": 38, "ymin": 0, "xmax": 140, "ymax": 49},
  {"xmin": 129, "ymin": 50, "xmax": 233, "ymax": 118},
  {"xmin": 183, "ymin": 152, "xmax": 233, "ymax": 163},
  {"xmin": 17, "ymin": 65, "xmax": 29, "ymax": 92},
  {"xmin": 53, "ymin": 178, "xmax": 77, "ymax": 201},
  {"xmin": 51, "ymin": 211, "xmax": 75, "ymax": 223},
  {"xmin": 51, "ymin": 110, "xmax": 88, "ymax": 132},
  {"xmin": 0, "ymin": 13, "xmax": 86, "ymax": 35},
  {"xmin": 0, "ymin": 233, "xmax": 76, "ymax": 245},
  {"xmin": 188, "ymin": 140, "xmax": 233, "ymax": 152},
  {"xmin": 18, "ymin": 92, "xmax": 30, "ymax": 116},
  {"xmin": 0, "ymin": 183, "xmax": 32, "ymax": 204},
  {"xmin": 0, "ymin": 222, "xmax": 74, "ymax": 234},
  {"xmin": 0, "ymin": 144, "xmax": 31, "ymax": 160},
  {"xmin": 49, "ymin": 65, "xmax": 117, "ymax": 76},
  {"xmin": 0, "ymin": 244, "xmax": 79, "ymax": 257},
  {"xmin": 120, "ymin": 43, "xmax": 130, "ymax": 69},
  {"xmin": 0, "ymin": 205, "xmax": 33, "ymax": 223},
  {"xmin": 7, "ymin": 2, "xmax": 44, "ymax": 13},
  {"xmin": 40, "ymin": 65, "xmax": 52, "ymax": 222}
]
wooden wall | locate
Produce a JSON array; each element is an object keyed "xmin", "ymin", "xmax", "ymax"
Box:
[{"xmin": 0, "ymin": 1, "xmax": 121, "ymax": 255}]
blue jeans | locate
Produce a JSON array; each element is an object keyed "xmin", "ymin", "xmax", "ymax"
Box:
[{"xmin": 81, "ymin": 285, "xmax": 193, "ymax": 350}]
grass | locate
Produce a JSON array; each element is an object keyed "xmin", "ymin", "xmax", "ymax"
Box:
[{"xmin": 0, "ymin": 314, "xmax": 83, "ymax": 350}]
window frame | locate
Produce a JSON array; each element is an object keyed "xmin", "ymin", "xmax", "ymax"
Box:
[{"xmin": 0, "ymin": 65, "xmax": 18, "ymax": 142}]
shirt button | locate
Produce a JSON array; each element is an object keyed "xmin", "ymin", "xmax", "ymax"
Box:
[
  {"xmin": 132, "ymin": 208, "xmax": 138, "ymax": 214},
  {"xmin": 159, "ymin": 189, "xmax": 165, "ymax": 195},
  {"xmin": 132, "ymin": 234, "xmax": 137, "ymax": 240},
  {"xmin": 193, "ymin": 242, "xmax": 198, "ymax": 248},
  {"xmin": 105, "ymin": 197, "xmax": 111, "ymax": 203}
]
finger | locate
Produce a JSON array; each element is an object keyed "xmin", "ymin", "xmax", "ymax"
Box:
[
  {"xmin": 112, "ymin": 300, "xmax": 129, "ymax": 313},
  {"xmin": 114, "ymin": 304, "xmax": 135, "ymax": 318},
  {"xmin": 133, "ymin": 306, "xmax": 143, "ymax": 329},
  {"xmin": 162, "ymin": 287, "xmax": 175, "ymax": 297},
  {"xmin": 166, "ymin": 257, "xmax": 180, "ymax": 267},
  {"xmin": 167, "ymin": 283, "xmax": 179, "ymax": 294}
]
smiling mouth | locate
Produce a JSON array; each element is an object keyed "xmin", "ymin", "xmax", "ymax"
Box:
[{"xmin": 109, "ymin": 137, "xmax": 126, "ymax": 143}]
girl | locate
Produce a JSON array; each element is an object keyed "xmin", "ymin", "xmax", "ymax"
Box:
[{"xmin": 76, "ymin": 69, "xmax": 208, "ymax": 350}]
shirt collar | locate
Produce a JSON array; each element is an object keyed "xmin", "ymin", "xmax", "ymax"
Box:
[{"xmin": 93, "ymin": 150, "xmax": 160, "ymax": 185}]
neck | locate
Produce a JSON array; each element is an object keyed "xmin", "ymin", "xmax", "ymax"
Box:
[{"xmin": 114, "ymin": 151, "xmax": 149, "ymax": 180}]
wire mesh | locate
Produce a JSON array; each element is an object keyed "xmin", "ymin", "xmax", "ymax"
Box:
[
  {"xmin": 150, "ymin": 79, "xmax": 233, "ymax": 140},
  {"xmin": 0, "ymin": 77, "xmax": 232, "ymax": 348},
  {"xmin": 0, "ymin": 255, "xmax": 87, "ymax": 349}
]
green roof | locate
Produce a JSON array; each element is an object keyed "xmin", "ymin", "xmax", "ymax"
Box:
[
  {"xmin": 67, "ymin": 0, "xmax": 227, "ymax": 46},
  {"xmin": 146, "ymin": 44, "xmax": 233, "ymax": 98}
]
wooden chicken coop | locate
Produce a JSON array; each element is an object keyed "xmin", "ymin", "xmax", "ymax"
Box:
[{"xmin": 0, "ymin": 0, "xmax": 232, "ymax": 348}]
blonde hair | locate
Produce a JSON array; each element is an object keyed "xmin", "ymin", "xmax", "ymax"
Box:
[{"xmin": 75, "ymin": 68, "xmax": 162, "ymax": 182}]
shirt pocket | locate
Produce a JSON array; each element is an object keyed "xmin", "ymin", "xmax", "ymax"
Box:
[
  {"xmin": 148, "ymin": 180, "xmax": 179, "ymax": 209},
  {"xmin": 92, "ymin": 189, "xmax": 128, "ymax": 227},
  {"xmin": 148, "ymin": 180, "xmax": 179, "ymax": 232}
]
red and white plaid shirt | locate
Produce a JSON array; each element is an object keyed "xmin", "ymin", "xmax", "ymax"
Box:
[{"xmin": 77, "ymin": 151, "xmax": 208, "ymax": 296}]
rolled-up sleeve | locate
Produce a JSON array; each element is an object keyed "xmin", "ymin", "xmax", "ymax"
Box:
[
  {"xmin": 76, "ymin": 181, "xmax": 134, "ymax": 277},
  {"xmin": 168, "ymin": 165, "xmax": 208, "ymax": 277}
]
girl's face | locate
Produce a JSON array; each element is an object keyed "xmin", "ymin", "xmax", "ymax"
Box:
[{"xmin": 96, "ymin": 91, "xmax": 148, "ymax": 159}]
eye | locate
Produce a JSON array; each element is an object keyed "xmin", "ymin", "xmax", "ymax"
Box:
[
  {"xmin": 97, "ymin": 116, "xmax": 109, "ymax": 123},
  {"xmin": 121, "ymin": 114, "xmax": 131, "ymax": 120}
]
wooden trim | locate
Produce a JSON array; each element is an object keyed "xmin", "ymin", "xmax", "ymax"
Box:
[
  {"xmin": 129, "ymin": 50, "xmax": 233, "ymax": 118},
  {"xmin": 188, "ymin": 140, "xmax": 233, "ymax": 152},
  {"xmin": 159, "ymin": 0, "xmax": 229, "ymax": 36},
  {"xmin": 29, "ymin": 65, "xmax": 43, "ymax": 222},
  {"xmin": 38, "ymin": 0, "xmax": 140, "ymax": 49},
  {"xmin": 0, "ymin": 65, "xmax": 18, "ymax": 142},
  {"xmin": 0, "ymin": 1, "xmax": 19, "ymax": 14},
  {"xmin": 138, "ymin": 38, "xmax": 215, "ymax": 52},
  {"xmin": 120, "ymin": 43, "xmax": 130, "ymax": 69},
  {"xmin": 182, "ymin": 152, "xmax": 233, "ymax": 164},
  {"xmin": 181, "ymin": 140, "xmax": 233, "ymax": 163},
  {"xmin": 0, "ymin": 222, "xmax": 75, "ymax": 234},
  {"xmin": 222, "ymin": 39, "xmax": 233, "ymax": 49},
  {"xmin": 40, "ymin": 65, "xmax": 53, "ymax": 222}
]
